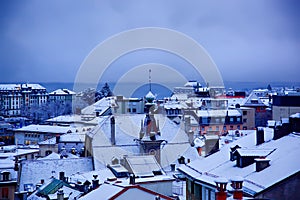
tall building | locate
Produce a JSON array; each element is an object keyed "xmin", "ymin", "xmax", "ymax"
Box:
[{"xmin": 0, "ymin": 84, "xmax": 48, "ymax": 116}]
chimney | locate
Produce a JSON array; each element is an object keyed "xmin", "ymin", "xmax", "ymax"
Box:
[
  {"xmin": 170, "ymin": 164, "xmax": 176, "ymax": 172},
  {"xmin": 184, "ymin": 116, "xmax": 191, "ymax": 133},
  {"xmin": 14, "ymin": 157, "xmax": 19, "ymax": 171},
  {"xmin": 255, "ymin": 158, "xmax": 270, "ymax": 172},
  {"xmin": 139, "ymin": 119, "xmax": 145, "ymax": 139},
  {"xmin": 178, "ymin": 156, "xmax": 185, "ymax": 164},
  {"xmin": 215, "ymin": 177, "xmax": 228, "ymax": 200},
  {"xmin": 230, "ymin": 176, "xmax": 243, "ymax": 200},
  {"xmin": 157, "ymin": 120, "xmax": 161, "ymax": 136},
  {"xmin": 56, "ymin": 135, "xmax": 60, "ymax": 143},
  {"xmin": 110, "ymin": 116, "xmax": 116, "ymax": 145},
  {"xmin": 188, "ymin": 130, "xmax": 194, "ymax": 144},
  {"xmin": 129, "ymin": 174, "xmax": 135, "ymax": 185},
  {"xmin": 273, "ymin": 120, "xmax": 291, "ymax": 140},
  {"xmin": 57, "ymin": 189, "xmax": 64, "ymax": 200},
  {"xmin": 256, "ymin": 127, "xmax": 264, "ymax": 145},
  {"xmin": 92, "ymin": 175, "xmax": 100, "ymax": 189},
  {"xmin": 230, "ymin": 145, "xmax": 241, "ymax": 161},
  {"xmin": 59, "ymin": 172, "xmax": 65, "ymax": 182}
]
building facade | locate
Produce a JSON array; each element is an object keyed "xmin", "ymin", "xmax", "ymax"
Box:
[{"xmin": 0, "ymin": 84, "xmax": 48, "ymax": 117}]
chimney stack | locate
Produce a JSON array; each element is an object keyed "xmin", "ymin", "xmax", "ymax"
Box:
[
  {"xmin": 57, "ymin": 189, "xmax": 64, "ymax": 200},
  {"xmin": 215, "ymin": 177, "xmax": 228, "ymax": 200},
  {"xmin": 56, "ymin": 135, "xmax": 60, "ymax": 143},
  {"xmin": 111, "ymin": 116, "xmax": 116, "ymax": 145},
  {"xmin": 184, "ymin": 116, "xmax": 191, "ymax": 133},
  {"xmin": 129, "ymin": 174, "xmax": 135, "ymax": 185},
  {"xmin": 256, "ymin": 127, "xmax": 264, "ymax": 145},
  {"xmin": 230, "ymin": 176, "xmax": 243, "ymax": 200},
  {"xmin": 59, "ymin": 171, "xmax": 65, "ymax": 182},
  {"xmin": 92, "ymin": 175, "xmax": 100, "ymax": 189}
]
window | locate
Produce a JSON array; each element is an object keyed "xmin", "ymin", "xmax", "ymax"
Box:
[
  {"xmin": 237, "ymin": 117, "xmax": 241, "ymax": 122},
  {"xmin": 132, "ymin": 108, "xmax": 137, "ymax": 113},
  {"xmin": 223, "ymin": 126, "xmax": 227, "ymax": 131},
  {"xmin": 216, "ymin": 126, "xmax": 219, "ymax": 131},
  {"xmin": 237, "ymin": 125, "xmax": 240, "ymax": 130},
  {"xmin": 243, "ymin": 111, "xmax": 247, "ymax": 115},
  {"xmin": 230, "ymin": 117, "xmax": 234, "ymax": 123},
  {"xmin": 243, "ymin": 119, "xmax": 247, "ymax": 123},
  {"xmin": 2, "ymin": 172, "xmax": 10, "ymax": 181}
]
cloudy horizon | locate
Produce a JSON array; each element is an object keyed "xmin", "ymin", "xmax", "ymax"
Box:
[{"xmin": 1, "ymin": 0, "xmax": 299, "ymax": 84}]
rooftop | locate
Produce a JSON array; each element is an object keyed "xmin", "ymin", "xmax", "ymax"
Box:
[
  {"xmin": 15, "ymin": 125, "xmax": 76, "ymax": 134},
  {"xmin": 178, "ymin": 131, "xmax": 300, "ymax": 196}
]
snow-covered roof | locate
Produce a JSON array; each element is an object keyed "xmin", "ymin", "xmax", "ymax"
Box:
[
  {"xmin": 15, "ymin": 125, "xmax": 76, "ymax": 134},
  {"xmin": 89, "ymin": 114, "xmax": 199, "ymax": 169},
  {"xmin": 19, "ymin": 157, "xmax": 93, "ymax": 192},
  {"xmin": 0, "ymin": 83, "xmax": 46, "ymax": 91},
  {"xmin": 79, "ymin": 183, "xmax": 123, "ymax": 200},
  {"xmin": 163, "ymin": 101, "xmax": 188, "ymax": 109},
  {"xmin": 81, "ymin": 97, "xmax": 115, "ymax": 116},
  {"xmin": 290, "ymin": 113, "xmax": 300, "ymax": 118},
  {"xmin": 79, "ymin": 183, "xmax": 173, "ymax": 200},
  {"xmin": 0, "ymin": 148, "xmax": 39, "ymax": 159},
  {"xmin": 242, "ymin": 92, "xmax": 266, "ymax": 107},
  {"xmin": 39, "ymin": 132, "xmax": 86, "ymax": 145},
  {"xmin": 235, "ymin": 148, "xmax": 275, "ymax": 157},
  {"xmin": 37, "ymin": 152, "xmax": 79, "ymax": 160},
  {"xmin": 178, "ymin": 131, "xmax": 300, "ymax": 197},
  {"xmin": 49, "ymin": 89, "xmax": 75, "ymax": 95},
  {"xmin": 69, "ymin": 168, "xmax": 115, "ymax": 185},
  {"xmin": 45, "ymin": 115, "xmax": 82, "ymax": 123},
  {"xmin": 196, "ymin": 109, "xmax": 241, "ymax": 117},
  {"xmin": 184, "ymin": 81, "xmax": 199, "ymax": 87}
]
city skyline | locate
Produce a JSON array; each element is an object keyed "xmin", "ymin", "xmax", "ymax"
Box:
[{"xmin": 1, "ymin": 0, "xmax": 299, "ymax": 84}]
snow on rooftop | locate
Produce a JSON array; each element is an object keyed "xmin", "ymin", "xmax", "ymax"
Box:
[
  {"xmin": 19, "ymin": 157, "xmax": 93, "ymax": 192},
  {"xmin": 69, "ymin": 168, "xmax": 115, "ymax": 184},
  {"xmin": 79, "ymin": 183, "xmax": 123, "ymax": 200},
  {"xmin": 81, "ymin": 97, "xmax": 115, "ymax": 116},
  {"xmin": 46, "ymin": 115, "xmax": 82, "ymax": 123},
  {"xmin": 90, "ymin": 114, "xmax": 197, "ymax": 169},
  {"xmin": 196, "ymin": 109, "xmax": 241, "ymax": 117},
  {"xmin": 179, "ymin": 131, "xmax": 300, "ymax": 196},
  {"xmin": 49, "ymin": 89, "xmax": 75, "ymax": 95},
  {"xmin": 15, "ymin": 125, "xmax": 76, "ymax": 134},
  {"xmin": 0, "ymin": 83, "xmax": 46, "ymax": 91},
  {"xmin": 290, "ymin": 113, "xmax": 300, "ymax": 118}
]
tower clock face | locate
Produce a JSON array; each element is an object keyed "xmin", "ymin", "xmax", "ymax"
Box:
[{"xmin": 149, "ymin": 149, "xmax": 157, "ymax": 156}]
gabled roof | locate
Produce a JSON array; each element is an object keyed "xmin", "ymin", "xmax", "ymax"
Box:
[
  {"xmin": 78, "ymin": 183, "xmax": 174, "ymax": 200},
  {"xmin": 49, "ymin": 89, "xmax": 75, "ymax": 95},
  {"xmin": 89, "ymin": 114, "xmax": 199, "ymax": 169},
  {"xmin": 15, "ymin": 125, "xmax": 76, "ymax": 134},
  {"xmin": 19, "ymin": 157, "xmax": 93, "ymax": 192},
  {"xmin": 234, "ymin": 148, "xmax": 275, "ymax": 157},
  {"xmin": 178, "ymin": 131, "xmax": 300, "ymax": 197},
  {"xmin": 242, "ymin": 92, "xmax": 266, "ymax": 107}
]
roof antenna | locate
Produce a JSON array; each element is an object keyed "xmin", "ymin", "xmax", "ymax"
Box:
[{"xmin": 149, "ymin": 69, "xmax": 152, "ymax": 92}]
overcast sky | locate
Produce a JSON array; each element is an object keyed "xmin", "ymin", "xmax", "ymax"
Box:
[{"xmin": 1, "ymin": 0, "xmax": 299, "ymax": 84}]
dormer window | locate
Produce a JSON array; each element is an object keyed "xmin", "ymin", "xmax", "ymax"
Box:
[{"xmin": 1, "ymin": 171, "xmax": 11, "ymax": 181}]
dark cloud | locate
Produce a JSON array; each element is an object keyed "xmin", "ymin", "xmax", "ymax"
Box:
[{"xmin": 0, "ymin": 0, "xmax": 299, "ymax": 83}]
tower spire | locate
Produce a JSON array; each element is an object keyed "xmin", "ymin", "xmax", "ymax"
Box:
[{"xmin": 149, "ymin": 69, "xmax": 152, "ymax": 92}]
